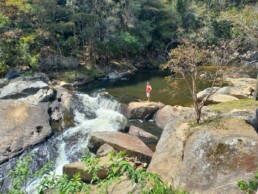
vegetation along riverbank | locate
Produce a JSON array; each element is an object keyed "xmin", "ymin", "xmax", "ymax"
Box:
[{"xmin": 0, "ymin": 0, "xmax": 258, "ymax": 193}]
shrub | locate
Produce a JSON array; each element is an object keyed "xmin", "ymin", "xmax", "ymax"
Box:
[
  {"xmin": 0, "ymin": 63, "xmax": 9, "ymax": 76},
  {"xmin": 6, "ymin": 152, "xmax": 187, "ymax": 194},
  {"xmin": 237, "ymin": 170, "xmax": 258, "ymax": 194}
]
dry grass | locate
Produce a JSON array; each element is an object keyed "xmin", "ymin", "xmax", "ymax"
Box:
[{"xmin": 207, "ymin": 98, "xmax": 258, "ymax": 114}]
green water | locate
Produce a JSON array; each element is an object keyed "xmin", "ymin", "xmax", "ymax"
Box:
[{"xmin": 80, "ymin": 70, "xmax": 211, "ymax": 106}]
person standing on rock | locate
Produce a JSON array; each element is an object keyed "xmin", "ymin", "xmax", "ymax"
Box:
[{"xmin": 146, "ymin": 82, "xmax": 152, "ymax": 102}]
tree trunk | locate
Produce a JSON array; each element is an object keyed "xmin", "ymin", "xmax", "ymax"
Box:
[{"xmin": 196, "ymin": 108, "xmax": 201, "ymax": 124}]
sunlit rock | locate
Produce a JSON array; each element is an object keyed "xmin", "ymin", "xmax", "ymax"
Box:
[
  {"xmin": 63, "ymin": 161, "xmax": 108, "ymax": 182},
  {"xmin": 128, "ymin": 125, "xmax": 158, "ymax": 140},
  {"xmin": 89, "ymin": 131, "xmax": 153, "ymax": 162},
  {"xmin": 148, "ymin": 118, "xmax": 258, "ymax": 194},
  {"xmin": 127, "ymin": 101, "xmax": 164, "ymax": 120},
  {"xmin": 0, "ymin": 80, "xmax": 49, "ymax": 99},
  {"xmin": 154, "ymin": 105, "xmax": 195, "ymax": 129},
  {"xmin": 96, "ymin": 143, "xmax": 116, "ymax": 158},
  {"xmin": 0, "ymin": 100, "xmax": 52, "ymax": 164}
]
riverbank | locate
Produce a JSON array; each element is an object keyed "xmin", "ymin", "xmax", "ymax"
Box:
[{"xmin": 1, "ymin": 73, "xmax": 258, "ymax": 193}]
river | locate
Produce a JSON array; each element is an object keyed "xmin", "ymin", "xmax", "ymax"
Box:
[
  {"xmin": 0, "ymin": 70, "xmax": 212, "ymax": 193},
  {"xmin": 79, "ymin": 70, "xmax": 212, "ymax": 107}
]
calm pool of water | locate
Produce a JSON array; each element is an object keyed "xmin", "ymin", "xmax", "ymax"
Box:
[{"xmin": 79, "ymin": 70, "xmax": 213, "ymax": 106}]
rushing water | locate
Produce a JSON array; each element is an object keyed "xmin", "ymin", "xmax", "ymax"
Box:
[
  {"xmin": 0, "ymin": 83, "xmax": 163, "ymax": 193},
  {"xmin": 0, "ymin": 92, "xmax": 129, "ymax": 193}
]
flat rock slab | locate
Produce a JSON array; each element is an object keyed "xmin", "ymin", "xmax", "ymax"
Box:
[
  {"xmin": 89, "ymin": 131, "xmax": 153, "ymax": 162},
  {"xmin": 0, "ymin": 100, "xmax": 52, "ymax": 164},
  {"xmin": 197, "ymin": 78, "xmax": 256, "ymax": 101},
  {"xmin": 0, "ymin": 80, "xmax": 49, "ymax": 99},
  {"xmin": 226, "ymin": 77, "xmax": 256, "ymax": 88},
  {"xmin": 206, "ymin": 93, "xmax": 239, "ymax": 104},
  {"xmin": 127, "ymin": 101, "xmax": 164, "ymax": 119}
]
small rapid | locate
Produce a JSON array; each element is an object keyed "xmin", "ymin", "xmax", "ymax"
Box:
[
  {"xmin": 53, "ymin": 92, "xmax": 127, "ymax": 175},
  {"xmin": 0, "ymin": 92, "xmax": 127, "ymax": 193}
]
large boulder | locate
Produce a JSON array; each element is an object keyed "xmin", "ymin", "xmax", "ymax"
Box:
[
  {"xmin": 148, "ymin": 117, "xmax": 258, "ymax": 194},
  {"xmin": 127, "ymin": 101, "xmax": 165, "ymax": 120},
  {"xmin": 198, "ymin": 87, "xmax": 248, "ymax": 101},
  {"xmin": 89, "ymin": 132, "xmax": 153, "ymax": 162},
  {"xmin": 225, "ymin": 78, "xmax": 256, "ymax": 97},
  {"xmin": 0, "ymin": 80, "xmax": 49, "ymax": 99},
  {"xmin": 63, "ymin": 162, "xmax": 108, "ymax": 182},
  {"xmin": 197, "ymin": 78, "xmax": 256, "ymax": 101},
  {"xmin": 154, "ymin": 105, "xmax": 195, "ymax": 129},
  {"xmin": 54, "ymin": 86, "xmax": 79, "ymax": 112},
  {"xmin": 48, "ymin": 86, "xmax": 79, "ymax": 129},
  {"xmin": 128, "ymin": 125, "xmax": 158, "ymax": 140},
  {"xmin": 0, "ymin": 100, "xmax": 52, "ymax": 164},
  {"xmin": 148, "ymin": 122, "xmax": 192, "ymax": 187},
  {"xmin": 197, "ymin": 87, "xmax": 220, "ymax": 101},
  {"xmin": 217, "ymin": 86, "xmax": 253, "ymax": 99},
  {"xmin": 204, "ymin": 93, "xmax": 239, "ymax": 104}
]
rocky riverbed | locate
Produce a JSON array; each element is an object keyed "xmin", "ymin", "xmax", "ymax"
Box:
[{"xmin": 1, "ymin": 73, "xmax": 258, "ymax": 193}]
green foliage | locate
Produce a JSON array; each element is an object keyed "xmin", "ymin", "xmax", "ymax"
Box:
[
  {"xmin": 0, "ymin": 63, "xmax": 9, "ymax": 76},
  {"xmin": 37, "ymin": 172, "xmax": 90, "ymax": 194},
  {"xmin": 237, "ymin": 170, "xmax": 258, "ymax": 194},
  {"xmin": 16, "ymin": 42, "xmax": 40, "ymax": 69},
  {"xmin": 107, "ymin": 32, "xmax": 141, "ymax": 56},
  {"xmin": 82, "ymin": 152, "xmax": 102, "ymax": 183},
  {"xmin": 0, "ymin": 13, "xmax": 9, "ymax": 29},
  {"xmin": 0, "ymin": 0, "xmax": 257, "ymax": 76},
  {"xmin": 176, "ymin": 0, "xmax": 188, "ymax": 13},
  {"xmin": 212, "ymin": 20, "xmax": 233, "ymax": 39},
  {"xmin": 5, "ymin": 151, "xmax": 187, "ymax": 194},
  {"xmin": 0, "ymin": 0, "xmax": 180, "ymax": 71},
  {"xmin": 7, "ymin": 153, "xmax": 53, "ymax": 194},
  {"xmin": 35, "ymin": 151, "xmax": 187, "ymax": 194},
  {"xmin": 82, "ymin": 151, "xmax": 187, "ymax": 194},
  {"xmin": 54, "ymin": 173, "xmax": 89, "ymax": 194}
]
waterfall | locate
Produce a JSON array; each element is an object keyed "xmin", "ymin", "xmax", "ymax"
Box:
[{"xmin": 16, "ymin": 92, "xmax": 127, "ymax": 193}]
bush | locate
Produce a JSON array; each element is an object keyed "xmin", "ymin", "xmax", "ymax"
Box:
[
  {"xmin": 7, "ymin": 153, "xmax": 53, "ymax": 194},
  {"xmin": 237, "ymin": 170, "xmax": 258, "ymax": 194},
  {"xmin": 6, "ymin": 152, "xmax": 187, "ymax": 193},
  {"xmin": 0, "ymin": 63, "xmax": 9, "ymax": 76}
]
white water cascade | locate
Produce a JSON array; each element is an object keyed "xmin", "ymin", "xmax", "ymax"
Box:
[
  {"xmin": 26, "ymin": 92, "xmax": 127, "ymax": 193},
  {"xmin": 54, "ymin": 92, "xmax": 127, "ymax": 174}
]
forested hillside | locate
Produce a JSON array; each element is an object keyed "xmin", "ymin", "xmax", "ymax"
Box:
[{"xmin": 0, "ymin": 0, "xmax": 257, "ymax": 76}]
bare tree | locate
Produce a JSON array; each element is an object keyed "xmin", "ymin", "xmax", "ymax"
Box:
[{"xmin": 166, "ymin": 38, "xmax": 230, "ymax": 124}]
